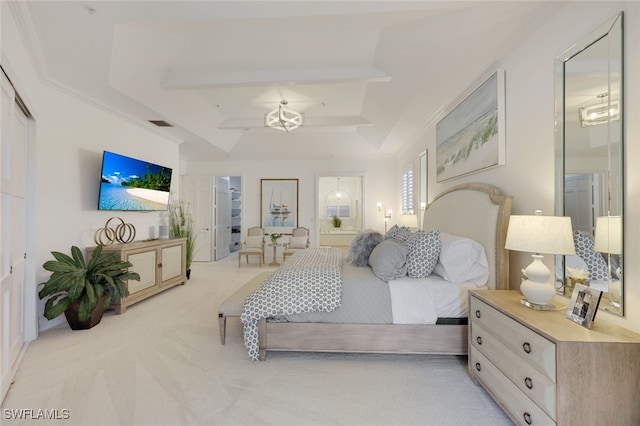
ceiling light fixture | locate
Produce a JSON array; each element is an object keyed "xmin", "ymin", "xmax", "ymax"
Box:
[
  {"xmin": 579, "ymin": 93, "xmax": 619, "ymax": 127},
  {"xmin": 264, "ymin": 100, "xmax": 304, "ymax": 133}
]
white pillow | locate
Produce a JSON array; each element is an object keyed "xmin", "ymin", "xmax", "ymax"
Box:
[
  {"xmin": 433, "ymin": 232, "xmax": 489, "ymax": 286},
  {"xmin": 244, "ymin": 236, "xmax": 263, "ymax": 248},
  {"xmin": 288, "ymin": 236, "xmax": 307, "ymax": 249}
]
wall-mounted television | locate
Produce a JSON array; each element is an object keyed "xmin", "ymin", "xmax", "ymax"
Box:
[{"xmin": 98, "ymin": 151, "xmax": 172, "ymax": 211}]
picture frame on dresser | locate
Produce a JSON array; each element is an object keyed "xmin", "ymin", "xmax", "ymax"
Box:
[{"xmin": 566, "ymin": 283, "xmax": 602, "ymax": 329}]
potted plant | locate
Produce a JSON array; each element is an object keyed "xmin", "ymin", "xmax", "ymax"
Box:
[
  {"xmin": 38, "ymin": 245, "xmax": 140, "ymax": 330},
  {"xmin": 168, "ymin": 197, "xmax": 197, "ymax": 278},
  {"xmin": 332, "ymin": 215, "xmax": 342, "ymax": 229},
  {"xmin": 269, "ymin": 233, "xmax": 282, "ymax": 244}
]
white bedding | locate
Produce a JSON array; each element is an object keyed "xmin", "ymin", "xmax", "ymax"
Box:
[{"xmin": 388, "ymin": 275, "xmax": 486, "ymax": 324}]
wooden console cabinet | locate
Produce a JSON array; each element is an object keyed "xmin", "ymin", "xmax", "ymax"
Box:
[
  {"xmin": 469, "ymin": 290, "xmax": 640, "ymax": 425},
  {"xmin": 86, "ymin": 238, "xmax": 187, "ymax": 314}
]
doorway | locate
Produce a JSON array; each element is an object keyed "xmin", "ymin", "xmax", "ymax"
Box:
[
  {"xmin": 181, "ymin": 175, "xmax": 242, "ymax": 262},
  {"xmin": 317, "ymin": 175, "xmax": 363, "ymax": 248}
]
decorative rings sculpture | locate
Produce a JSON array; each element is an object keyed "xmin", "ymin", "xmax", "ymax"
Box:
[{"xmin": 93, "ymin": 217, "xmax": 136, "ymax": 245}]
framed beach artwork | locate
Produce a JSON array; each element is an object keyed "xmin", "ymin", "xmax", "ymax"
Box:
[
  {"xmin": 260, "ymin": 178, "xmax": 299, "ymax": 234},
  {"xmin": 436, "ymin": 70, "xmax": 506, "ymax": 182}
]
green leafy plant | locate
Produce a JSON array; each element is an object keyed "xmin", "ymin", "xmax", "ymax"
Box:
[
  {"xmin": 269, "ymin": 233, "xmax": 282, "ymax": 244},
  {"xmin": 332, "ymin": 215, "xmax": 342, "ymax": 228},
  {"xmin": 168, "ymin": 197, "xmax": 198, "ymax": 271},
  {"xmin": 38, "ymin": 245, "xmax": 140, "ymax": 322}
]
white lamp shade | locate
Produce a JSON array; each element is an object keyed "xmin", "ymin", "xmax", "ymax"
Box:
[
  {"xmin": 593, "ymin": 216, "xmax": 622, "ymax": 254},
  {"xmin": 506, "ymin": 213, "xmax": 575, "ymax": 306},
  {"xmin": 505, "ymin": 215, "xmax": 575, "ymax": 255},
  {"xmin": 397, "ymin": 214, "xmax": 418, "ymax": 228}
]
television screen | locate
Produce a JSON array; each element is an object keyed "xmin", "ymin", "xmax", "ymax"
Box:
[{"xmin": 98, "ymin": 151, "xmax": 172, "ymax": 211}]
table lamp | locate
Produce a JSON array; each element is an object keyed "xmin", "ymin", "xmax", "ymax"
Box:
[
  {"xmin": 593, "ymin": 216, "xmax": 622, "ymax": 256},
  {"xmin": 397, "ymin": 214, "xmax": 418, "ymax": 230},
  {"xmin": 505, "ymin": 211, "xmax": 575, "ymax": 307}
]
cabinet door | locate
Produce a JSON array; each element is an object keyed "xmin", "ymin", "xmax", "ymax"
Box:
[
  {"xmin": 127, "ymin": 251, "xmax": 157, "ymax": 294},
  {"xmin": 161, "ymin": 245, "xmax": 183, "ymax": 283}
]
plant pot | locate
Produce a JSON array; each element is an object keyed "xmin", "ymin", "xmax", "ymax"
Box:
[
  {"xmin": 186, "ymin": 269, "xmax": 191, "ymax": 280},
  {"xmin": 64, "ymin": 296, "xmax": 106, "ymax": 330}
]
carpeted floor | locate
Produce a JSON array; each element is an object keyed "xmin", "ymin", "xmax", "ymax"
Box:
[{"xmin": 1, "ymin": 254, "xmax": 513, "ymax": 425}]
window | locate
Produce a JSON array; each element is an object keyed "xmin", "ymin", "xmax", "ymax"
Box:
[
  {"xmin": 327, "ymin": 205, "xmax": 351, "ymax": 218},
  {"xmin": 326, "ymin": 189, "xmax": 351, "ymax": 218},
  {"xmin": 402, "ymin": 167, "xmax": 414, "ymax": 214}
]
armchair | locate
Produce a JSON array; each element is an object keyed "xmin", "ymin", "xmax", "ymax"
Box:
[
  {"xmin": 238, "ymin": 227, "xmax": 265, "ymax": 267},
  {"xmin": 282, "ymin": 227, "xmax": 310, "ymax": 262}
]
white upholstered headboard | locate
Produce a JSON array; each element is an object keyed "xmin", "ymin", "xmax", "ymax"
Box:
[{"xmin": 423, "ymin": 183, "xmax": 512, "ymax": 289}]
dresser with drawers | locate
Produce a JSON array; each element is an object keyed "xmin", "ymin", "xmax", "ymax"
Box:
[{"xmin": 469, "ymin": 290, "xmax": 640, "ymax": 425}]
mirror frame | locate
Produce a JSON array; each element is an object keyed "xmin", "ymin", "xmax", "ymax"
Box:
[
  {"xmin": 419, "ymin": 150, "xmax": 428, "ymax": 229},
  {"xmin": 554, "ymin": 12, "xmax": 624, "ymax": 315}
]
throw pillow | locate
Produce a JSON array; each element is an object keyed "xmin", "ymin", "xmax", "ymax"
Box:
[
  {"xmin": 385, "ymin": 225, "xmax": 401, "ymax": 240},
  {"xmin": 346, "ymin": 229, "xmax": 384, "ymax": 267},
  {"xmin": 288, "ymin": 236, "xmax": 308, "ymax": 249},
  {"xmin": 368, "ymin": 239, "xmax": 408, "ymax": 281},
  {"xmin": 406, "ymin": 230, "xmax": 441, "ymax": 278},
  {"xmin": 386, "ymin": 225, "xmax": 413, "ymax": 246},
  {"xmin": 244, "ymin": 236, "xmax": 263, "ymax": 248},
  {"xmin": 573, "ymin": 230, "xmax": 608, "ymax": 281}
]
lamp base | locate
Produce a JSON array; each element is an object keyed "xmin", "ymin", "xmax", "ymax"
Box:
[
  {"xmin": 520, "ymin": 299, "xmax": 556, "ymax": 311},
  {"xmin": 520, "ymin": 278, "xmax": 556, "ymax": 306},
  {"xmin": 609, "ymin": 280, "xmax": 621, "ymax": 308},
  {"xmin": 520, "ymin": 255, "xmax": 556, "ymax": 306}
]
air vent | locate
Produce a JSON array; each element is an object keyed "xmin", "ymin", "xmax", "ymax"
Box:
[{"xmin": 149, "ymin": 120, "xmax": 173, "ymax": 127}]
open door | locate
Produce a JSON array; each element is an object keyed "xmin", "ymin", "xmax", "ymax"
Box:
[
  {"xmin": 181, "ymin": 175, "xmax": 213, "ymax": 262},
  {"xmin": 215, "ymin": 177, "xmax": 231, "ymax": 260}
]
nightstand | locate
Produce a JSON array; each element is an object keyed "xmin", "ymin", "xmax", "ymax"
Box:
[{"xmin": 469, "ymin": 290, "xmax": 640, "ymax": 425}]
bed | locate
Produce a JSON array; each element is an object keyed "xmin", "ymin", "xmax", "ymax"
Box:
[{"xmin": 244, "ymin": 182, "xmax": 512, "ymax": 361}]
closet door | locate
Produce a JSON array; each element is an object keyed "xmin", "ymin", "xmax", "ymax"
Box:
[
  {"xmin": 0, "ymin": 71, "xmax": 28, "ymax": 402},
  {"xmin": 215, "ymin": 177, "xmax": 231, "ymax": 260}
]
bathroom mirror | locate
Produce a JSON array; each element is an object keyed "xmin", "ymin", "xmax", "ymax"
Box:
[{"xmin": 555, "ymin": 12, "xmax": 624, "ymax": 315}]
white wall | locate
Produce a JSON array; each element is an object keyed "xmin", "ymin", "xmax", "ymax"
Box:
[
  {"xmin": 397, "ymin": 1, "xmax": 640, "ymax": 333},
  {"xmin": 2, "ymin": 5, "xmax": 181, "ymax": 333},
  {"xmin": 184, "ymin": 157, "xmax": 397, "ymax": 243}
]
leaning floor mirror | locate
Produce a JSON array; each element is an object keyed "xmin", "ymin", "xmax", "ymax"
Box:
[{"xmin": 554, "ymin": 12, "xmax": 624, "ymax": 315}]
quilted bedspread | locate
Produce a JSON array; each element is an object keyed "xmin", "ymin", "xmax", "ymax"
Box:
[{"xmin": 240, "ymin": 247, "xmax": 343, "ymax": 361}]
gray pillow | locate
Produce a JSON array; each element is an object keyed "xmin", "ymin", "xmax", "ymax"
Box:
[
  {"xmin": 346, "ymin": 230, "xmax": 384, "ymax": 267},
  {"xmin": 368, "ymin": 239, "xmax": 408, "ymax": 281}
]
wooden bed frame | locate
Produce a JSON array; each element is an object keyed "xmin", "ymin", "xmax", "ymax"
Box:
[{"xmin": 257, "ymin": 183, "xmax": 512, "ymax": 360}]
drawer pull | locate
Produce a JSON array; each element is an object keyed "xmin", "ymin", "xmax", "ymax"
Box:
[
  {"xmin": 475, "ymin": 362, "xmax": 481, "ymax": 372},
  {"xmin": 475, "ymin": 309, "xmax": 481, "ymax": 319},
  {"xmin": 524, "ymin": 377, "xmax": 533, "ymax": 389},
  {"xmin": 523, "ymin": 412, "xmax": 532, "ymax": 425},
  {"xmin": 476, "ymin": 336, "xmax": 483, "ymax": 345},
  {"xmin": 522, "ymin": 342, "xmax": 531, "ymax": 354}
]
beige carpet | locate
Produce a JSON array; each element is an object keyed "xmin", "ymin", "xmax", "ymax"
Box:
[{"xmin": 1, "ymin": 254, "xmax": 513, "ymax": 425}]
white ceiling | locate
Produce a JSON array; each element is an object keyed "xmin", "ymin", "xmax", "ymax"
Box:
[{"xmin": 14, "ymin": 1, "xmax": 566, "ymax": 161}]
